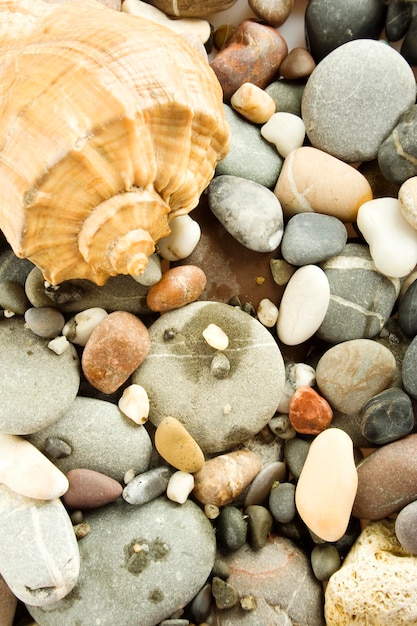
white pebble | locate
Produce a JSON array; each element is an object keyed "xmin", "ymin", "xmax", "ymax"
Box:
[
  {"xmin": 118, "ymin": 384, "xmax": 150, "ymax": 425},
  {"xmin": 157, "ymin": 214, "xmax": 201, "ymax": 262},
  {"xmin": 63, "ymin": 307, "xmax": 108, "ymax": 346},
  {"xmin": 257, "ymin": 298, "xmax": 278, "ymax": 327},
  {"xmin": 124, "ymin": 468, "xmax": 136, "ymax": 484},
  {"xmin": 132, "ymin": 253, "xmax": 162, "ymax": 286},
  {"xmin": 166, "ymin": 470, "xmax": 195, "ymax": 504},
  {"xmin": 230, "ymin": 82, "xmax": 276, "ymax": 124},
  {"xmin": 202, "ymin": 323, "xmax": 229, "ymax": 350},
  {"xmin": 47, "ymin": 335, "xmax": 70, "ymax": 355},
  {"xmin": 268, "ymin": 414, "xmax": 296, "ymax": 439},
  {"xmin": 3, "ymin": 309, "xmax": 15, "ymax": 318},
  {"xmin": 261, "ymin": 112, "xmax": 306, "ymax": 158}
]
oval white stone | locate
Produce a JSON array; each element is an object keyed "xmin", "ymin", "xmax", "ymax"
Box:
[
  {"xmin": 167, "ymin": 470, "xmax": 195, "ymax": 504},
  {"xmin": 202, "ymin": 323, "xmax": 229, "ymax": 351},
  {"xmin": 276, "ymin": 265, "xmax": 330, "ymax": 345},
  {"xmin": 157, "ymin": 214, "xmax": 201, "ymax": 262},
  {"xmin": 63, "ymin": 307, "xmax": 108, "ymax": 346},
  {"xmin": 357, "ymin": 197, "xmax": 417, "ymax": 278},
  {"xmin": 118, "ymin": 384, "xmax": 150, "ymax": 425},
  {"xmin": 261, "ymin": 112, "xmax": 306, "ymax": 158},
  {"xmin": 257, "ymin": 298, "xmax": 279, "ymax": 327}
]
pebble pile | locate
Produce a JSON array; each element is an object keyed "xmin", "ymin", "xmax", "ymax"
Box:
[{"xmin": 1, "ymin": 0, "xmax": 417, "ymax": 625}]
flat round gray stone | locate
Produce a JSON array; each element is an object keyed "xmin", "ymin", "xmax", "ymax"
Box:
[
  {"xmin": 0, "ymin": 317, "xmax": 80, "ymax": 434},
  {"xmin": 301, "ymin": 39, "xmax": 416, "ymax": 162},
  {"xmin": 27, "ymin": 498, "xmax": 216, "ymax": 626},
  {"xmin": 132, "ymin": 301, "xmax": 285, "ymax": 454},
  {"xmin": 281, "ymin": 213, "xmax": 347, "ymax": 266}
]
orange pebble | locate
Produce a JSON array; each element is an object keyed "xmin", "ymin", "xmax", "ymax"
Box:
[
  {"xmin": 289, "ymin": 385, "xmax": 333, "ymax": 435},
  {"xmin": 146, "ymin": 265, "xmax": 207, "ymax": 312}
]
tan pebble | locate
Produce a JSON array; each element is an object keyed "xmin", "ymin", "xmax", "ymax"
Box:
[
  {"xmin": 73, "ymin": 521, "xmax": 90, "ymax": 540},
  {"xmin": 279, "ymin": 47, "xmax": 316, "ymax": 79},
  {"xmin": 118, "ymin": 384, "xmax": 150, "ymax": 425},
  {"xmin": 146, "ymin": 265, "xmax": 207, "ymax": 312},
  {"xmin": 257, "ymin": 298, "xmax": 278, "ymax": 327},
  {"xmin": 230, "ymin": 82, "xmax": 276, "ymax": 124},
  {"xmin": 399, "ymin": 175, "xmax": 417, "ymax": 230},
  {"xmin": 193, "ymin": 450, "xmax": 262, "ymax": 506},
  {"xmin": 295, "ymin": 428, "xmax": 358, "ymax": 541},
  {"xmin": 204, "ymin": 503, "xmax": 220, "ymax": 519},
  {"xmin": 154, "ymin": 416, "xmax": 205, "ymax": 473},
  {"xmin": 274, "ymin": 146, "xmax": 373, "ymax": 222},
  {"xmin": 202, "ymin": 323, "xmax": 229, "ymax": 350}
]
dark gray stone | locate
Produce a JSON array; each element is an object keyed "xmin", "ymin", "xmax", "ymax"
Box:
[
  {"xmin": 189, "ymin": 582, "xmax": 212, "ymax": 623},
  {"xmin": 378, "ymin": 105, "xmax": 417, "ymax": 186},
  {"xmin": 360, "ymin": 387, "xmax": 414, "ymax": 445},
  {"xmin": 245, "ymin": 504, "xmax": 273, "ymax": 550},
  {"xmin": 310, "ymin": 544, "xmax": 341, "ymax": 582},
  {"xmin": 265, "ymin": 79, "xmax": 306, "ymax": 116},
  {"xmin": 281, "ymin": 213, "xmax": 347, "ymax": 266},
  {"xmin": 398, "ymin": 276, "xmax": 417, "ymax": 337},
  {"xmin": 0, "ymin": 249, "xmax": 35, "ymax": 286},
  {"xmin": 402, "ymin": 334, "xmax": 417, "ymax": 399},
  {"xmin": 215, "ymin": 506, "xmax": 248, "ymax": 552},
  {"xmin": 244, "ymin": 461, "xmax": 287, "ymax": 506},
  {"xmin": 385, "ymin": 0, "xmax": 415, "ymax": 42},
  {"xmin": 401, "ymin": 13, "xmax": 417, "ymax": 65},
  {"xmin": 269, "ymin": 481, "xmax": 296, "ymax": 524},
  {"xmin": 0, "ymin": 280, "xmax": 30, "ymax": 314},
  {"xmin": 284, "ymin": 437, "xmax": 310, "ymax": 480}
]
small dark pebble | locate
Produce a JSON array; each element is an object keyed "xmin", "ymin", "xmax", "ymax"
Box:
[
  {"xmin": 360, "ymin": 387, "xmax": 414, "ymax": 445},
  {"xmin": 310, "ymin": 543, "xmax": 341, "ymax": 582},
  {"xmin": 269, "ymin": 482, "xmax": 296, "ymax": 524},
  {"xmin": 283, "ymin": 437, "xmax": 310, "ymax": 480},
  {"xmin": 245, "ymin": 504, "xmax": 273, "ymax": 550},
  {"xmin": 215, "ymin": 506, "xmax": 247, "ymax": 552},
  {"xmin": 0, "ymin": 280, "xmax": 30, "ymax": 314},
  {"xmin": 189, "ymin": 582, "xmax": 212, "ymax": 623},
  {"xmin": 44, "ymin": 436, "xmax": 72, "ymax": 459},
  {"xmin": 211, "ymin": 576, "xmax": 239, "ymax": 610}
]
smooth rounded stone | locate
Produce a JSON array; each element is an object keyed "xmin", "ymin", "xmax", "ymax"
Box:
[
  {"xmin": 202, "ymin": 323, "xmax": 228, "ymax": 351},
  {"xmin": 279, "ymin": 46, "xmax": 316, "ymax": 79},
  {"xmin": 210, "ymin": 351, "xmax": 230, "ymax": 378},
  {"xmin": 274, "ymin": 146, "xmax": 373, "ymax": 222},
  {"xmin": 0, "ymin": 316, "xmax": 80, "ymax": 435},
  {"xmin": 0, "ymin": 573, "xmax": 17, "ymax": 626},
  {"xmin": 352, "ymin": 434, "xmax": 417, "ymax": 519},
  {"xmin": 157, "ymin": 215, "xmax": 201, "ymax": 263},
  {"xmin": 403, "ymin": 336, "xmax": 417, "ymax": 396},
  {"xmin": 385, "ymin": 0, "xmax": 414, "ymax": 41},
  {"xmin": 189, "ymin": 582, "xmax": 212, "ymax": 623},
  {"xmin": 311, "ymin": 544, "xmax": 341, "ymax": 582},
  {"xmin": 166, "ymin": 470, "xmax": 194, "ymax": 504},
  {"xmin": 211, "ymin": 576, "xmax": 239, "ymax": 610},
  {"xmin": 248, "ymin": 0, "xmax": 294, "ymax": 26},
  {"xmin": 325, "ymin": 520, "xmax": 417, "ymax": 625},
  {"xmin": 278, "ymin": 361, "xmax": 316, "ymax": 413},
  {"xmin": 0, "ymin": 484, "xmax": 79, "ymax": 606},
  {"xmin": 82, "ymin": 311, "xmax": 150, "ymax": 394},
  {"xmin": 132, "ymin": 301, "xmax": 285, "ymax": 454},
  {"xmin": 357, "ymin": 197, "xmax": 417, "ymax": 278},
  {"xmin": 24, "ymin": 306, "xmax": 65, "ymax": 338},
  {"xmin": 62, "ymin": 307, "xmax": 108, "ymax": 346},
  {"xmin": 283, "ymin": 437, "xmax": 310, "ymax": 480},
  {"xmin": 398, "ymin": 277, "xmax": 417, "ymax": 337},
  {"xmin": 210, "ymin": 20, "xmax": 288, "ymax": 102},
  {"xmin": 256, "ymin": 297, "xmax": 278, "ymax": 327},
  {"xmin": 317, "ymin": 243, "xmax": 401, "ymax": 344},
  {"xmin": 154, "ymin": 416, "xmax": 205, "ymax": 473},
  {"xmin": 118, "ymin": 383, "xmax": 150, "ymax": 425},
  {"xmin": 378, "ymin": 105, "xmax": 417, "ymax": 185},
  {"xmin": 216, "ymin": 506, "xmax": 248, "ymax": 552},
  {"xmin": 62, "ymin": 468, "xmax": 123, "ymax": 509},
  {"xmin": 26, "ymin": 396, "xmax": 153, "ymax": 481},
  {"xmin": 301, "ymin": 39, "xmax": 416, "ymax": 163},
  {"xmin": 281, "ymin": 213, "xmax": 347, "ymax": 266},
  {"xmin": 401, "ymin": 13, "xmax": 417, "ymax": 65},
  {"xmin": 360, "ymin": 387, "xmax": 414, "ymax": 445},
  {"xmin": 135, "ymin": 0, "xmax": 234, "ymax": 18},
  {"xmin": 245, "ymin": 504, "xmax": 273, "ymax": 550},
  {"xmin": 395, "ymin": 500, "xmax": 417, "ymax": 554},
  {"xmin": 305, "ymin": 0, "xmax": 386, "ymax": 62},
  {"xmin": 43, "ymin": 436, "xmax": 72, "ymax": 459},
  {"xmin": 276, "ymin": 264, "xmax": 330, "ymax": 346},
  {"xmin": 132, "ymin": 252, "xmax": 162, "ymax": 287},
  {"xmin": 268, "ymin": 413, "xmax": 296, "ymax": 440},
  {"xmin": 0, "ymin": 249, "xmax": 35, "ymax": 286},
  {"xmin": 269, "ymin": 257, "xmax": 295, "ymax": 286},
  {"xmin": 216, "ymin": 105, "xmax": 283, "ymax": 189},
  {"xmin": 269, "ymin": 481, "xmax": 296, "ymax": 524},
  {"xmin": 316, "ymin": 339, "xmax": 396, "ymax": 414},
  {"xmin": 122, "ymin": 466, "xmax": 172, "ymax": 505},
  {"xmin": 205, "ymin": 534, "xmax": 325, "ymax": 626},
  {"xmin": 28, "ymin": 497, "xmax": 216, "ymax": 626},
  {"xmin": 265, "ymin": 79, "xmax": 305, "ymax": 116},
  {"xmin": 289, "ymin": 386, "xmax": 333, "ymax": 435},
  {"xmin": 244, "ymin": 460, "xmax": 287, "ymax": 506},
  {"xmin": 192, "ymin": 450, "xmax": 262, "ymax": 506},
  {"xmin": 0, "ymin": 279, "xmax": 30, "ymax": 314},
  {"xmin": 260, "ymin": 112, "xmax": 305, "ymax": 158},
  {"xmin": 295, "ymin": 429, "xmax": 358, "ymax": 542},
  {"xmin": 146, "ymin": 265, "xmax": 207, "ymax": 312},
  {"xmin": 230, "ymin": 82, "xmax": 276, "ymax": 124},
  {"xmin": 207, "ymin": 175, "xmax": 284, "ymax": 252},
  {"xmin": 399, "ymin": 175, "xmax": 417, "ymax": 230}
]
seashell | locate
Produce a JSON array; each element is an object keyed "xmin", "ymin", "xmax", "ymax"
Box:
[{"xmin": 0, "ymin": 0, "xmax": 230, "ymax": 285}]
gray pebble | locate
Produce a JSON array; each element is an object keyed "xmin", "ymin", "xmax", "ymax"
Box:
[
  {"xmin": 245, "ymin": 504, "xmax": 273, "ymax": 550},
  {"xmin": 284, "ymin": 437, "xmax": 310, "ymax": 480},
  {"xmin": 398, "ymin": 276, "xmax": 417, "ymax": 337},
  {"xmin": 395, "ymin": 500, "xmax": 417, "ymax": 554},
  {"xmin": 189, "ymin": 582, "xmax": 212, "ymax": 623},
  {"xmin": 281, "ymin": 213, "xmax": 347, "ymax": 266},
  {"xmin": 360, "ymin": 387, "xmax": 414, "ymax": 445},
  {"xmin": 310, "ymin": 544, "xmax": 341, "ymax": 582},
  {"xmin": 265, "ymin": 79, "xmax": 306, "ymax": 116},
  {"xmin": 386, "ymin": 0, "xmax": 414, "ymax": 42},
  {"xmin": 122, "ymin": 466, "xmax": 172, "ymax": 505},
  {"xmin": 159, "ymin": 620, "xmax": 189, "ymax": 626},
  {"xmin": 24, "ymin": 306, "xmax": 65, "ymax": 338},
  {"xmin": 244, "ymin": 460, "xmax": 287, "ymax": 506},
  {"xmin": 0, "ymin": 280, "xmax": 30, "ymax": 314},
  {"xmin": 402, "ymin": 334, "xmax": 417, "ymax": 399},
  {"xmin": 211, "ymin": 576, "xmax": 239, "ymax": 610},
  {"xmin": 378, "ymin": 104, "xmax": 417, "ymax": 185},
  {"xmin": 216, "ymin": 506, "xmax": 248, "ymax": 552},
  {"xmin": 269, "ymin": 482, "xmax": 296, "ymax": 524},
  {"xmin": 0, "ymin": 249, "xmax": 35, "ymax": 286},
  {"xmin": 43, "ymin": 436, "xmax": 72, "ymax": 459},
  {"xmin": 210, "ymin": 351, "xmax": 231, "ymax": 379}
]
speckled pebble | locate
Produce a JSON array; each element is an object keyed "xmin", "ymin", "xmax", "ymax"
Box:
[
  {"xmin": 122, "ymin": 466, "xmax": 172, "ymax": 505},
  {"xmin": 269, "ymin": 481, "xmax": 296, "ymax": 524}
]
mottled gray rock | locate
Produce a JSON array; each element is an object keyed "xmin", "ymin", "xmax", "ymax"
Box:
[
  {"xmin": 122, "ymin": 466, "xmax": 172, "ymax": 505},
  {"xmin": 269, "ymin": 481, "xmax": 296, "ymax": 523},
  {"xmin": 401, "ymin": 13, "xmax": 417, "ymax": 65},
  {"xmin": 402, "ymin": 334, "xmax": 417, "ymax": 399},
  {"xmin": 281, "ymin": 213, "xmax": 347, "ymax": 266},
  {"xmin": 385, "ymin": 0, "xmax": 414, "ymax": 42},
  {"xmin": 27, "ymin": 498, "xmax": 216, "ymax": 626},
  {"xmin": 215, "ymin": 506, "xmax": 248, "ymax": 552},
  {"xmin": 378, "ymin": 105, "xmax": 417, "ymax": 186},
  {"xmin": 311, "ymin": 544, "xmax": 341, "ymax": 582},
  {"xmin": 360, "ymin": 387, "xmax": 414, "ymax": 445}
]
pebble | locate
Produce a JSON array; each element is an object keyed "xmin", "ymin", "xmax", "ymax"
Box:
[
  {"xmin": 248, "ymin": 0, "xmax": 294, "ymax": 27},
  {"xmin": 209, "ymin": 351, "xmax": 230, "ymax": 378},
  {"xmin": 154, "ymin": 416, "xmax": 205, "ymax": 473},
  {"xmin": 403, "ymin": 334, "xmax": 417, "ymax": 398},
  {"xmin": 118, "ymin": 383, "xmax": 150, "ymax": 425},
  {"xmin": 210, "ymin": 20, "xmax": 288, "ymax": 101},
  {"xmin": 395, "ymin": 500, "xmax": 417, "ymax": 554},
  {"xmin": 0, "ymin": 484, "xmax": 79, "ymax": 606},
  {"xmin": 289, "ymin": 385, "xmax": 333, "ymax": 434},
  {"xmin": 317, "ymin": 243, "xmax": 401, "ymax": 343},
  {"xmin": 82, "ymin": 310, "xmax": 150, "ymax": 394},
  {"xmin": 276, "ymin": 264, "xmax": 330, "ymax": 346},
  {"xmin": 386, "ymin": 0, "xmax": 414, "ymax": 42},
  {"xmin": 269, "ymin": 481, "xmax": 296, "ymax": 524},
  {"xmin": 0, "ymin": 573, "xmax": 17, "ymax": 626},
  {"xmin": 274, "ymin": 146, "xmax": 373, "ymax": 222},
  {"xmin": 208, "ymin": 174, "xmax": 283, "ymax": 252},
  {"xmin": 0, "ymin": 248, "xmax": 34, "ymax": 287},
  {"xmin": 256, "ymin": 297, "xmax": 278, "ymax": 327},
  {"xmin": 27, "ymin": 396, "xmax": 153, "ymax": 481},
  {"xmin": 143, "ymin": 0, "xmax": 235, "ymax": 18},
  {"xmin": 279, "ymin": 46, "xmax": 316, "ymax": 79},
  {"xmin": 211, "ymin": 576, "xmax": 239, "ymax": 610},
  {"xmin": 311, "ymin": 544, "xmax": 341, "ymax": 582},
  {"xmin": 0, "ymin": 433, "xmax": 69, "ymax": 500},
  {"xmin": 62, "ymin": 307, "xmax": 108, "ymax": 346},
  {"xmin": 401, "ymin": 13, "xmax": 417, "ymax": 65},
  {"xmin": 269, "ymin": 257, "xmax": 296, "ymax": 285},
  {"xmin": 230, "ymin": 82, "xmax": 276, "ymax": 124},
  {"xmin": 192, "ymin": 450, "xmax": 262, "ymax": 506},
  {"xmin": 301, "ymin": 39, "xmax": 416, "ymax": 162},
  {"xmin": 245, "ymin": 504, "xmax": 273, "ymax": 550},
  {"xmin": 260, "ymin": 111, "xmax": 306, "ymax": 157},
  {"xmin": 398, "ymin": 276, "xmax": 417, "ymax": 337},
  {"xmin": 157, "ymin": 215, "xmax": 201, "ymax": 262},
  {"xmin": 352, "ymin": 434, "xmax": 417, "ymax": 519},
  {"xmin": 360, "ymin": 387, "xmax": 414, "ymax": 445},
  {"xmin": 62, "ymin": 468, "xmax": 122, "ymax": 509},
  {"xmin": 315, "ymin": 338, "xmax": 397, "ymax": 414},
  {"xmin": 295, "ymin": 428, "xmax": 358, "ymax": 542},
  {"xmin": 132, "ymin": 301, "xmax": 285, "ymax": 454},
  {"xmin": 122, "ymin": 466, "xmax": 172, "ymax": 505},
  {"xmin": 202, "ymin": 322, "xmax": 229, "ymax": 350},
  {"xmin": 166, "ymin": 470, "xmax": 194, "ymax": 504},
  {"xmin": 268, "ymin": 413, "xmax": 296, "ymax": 439},
  {"xmin": 215, "ymin": 505, "xmax": 248, "ymax": 552},
  {"xmin": 378, "ymin": 104, "xmax": 417, "ymax": 185},
  {"xmin": 43, "ymin": 436, "xmax": 72, "ymax": 459},
  {"xmin": 277, "ymin": 361, "xmax": 316, "ymax": 413},
  {"xmin": 244, "ymin": 460, "xmax": 287, "ymax": 506},
  {"xmin": 357, "ymin": 197, "xmax": 417, "ymax": 278},
  {"xmin": 325, "ymin": 520, "xmax": 417, "ymax": 625},
  {"xmin": 189, "ymin": 582, "xmax": 212, "ymax": 623},
  {"xmin": 0, "ymin": 279, "xmax": 29, "ymax": 314},
  {"xmin": 283, "ymin": 436, "xmax": 310, "ymax": 480},
  {"xmin": 205, "ymin": 534, "xmax": 325, "ymax": 625},
  {"xmin": 265, "ymin": 78, "xmax": 305, "ymax": 116},
  {"xmin": 24, "ymin": 305, "xmax": 65, "ymax": 338},
  {"xmin": 48, "ymin": 334, "xmax": 70, "ymax": 355},
  {"xmin": 280, "ymin": 213, "xmax": 347, "ymax": 266},
  {"xmin": 146, "ymin": 265, "xmax": 207, "ymax": 312},
  {"xmin": 399, "ymin": 175, "xmax": 417, "ymax": 231},
  {"xmin": 132, "ymin": 252, "xmax": 162, "ymax": 287},
  {"xmin": 216, "ymin": 105, "xmax": 283, "ymax": 189},
  {"xmin": 28, "ymin": 498, "xmax": 216, "ymax": 626}
]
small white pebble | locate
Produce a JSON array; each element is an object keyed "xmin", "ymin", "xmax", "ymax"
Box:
[
  {"xmin": 157, "ymin": 214, "xmax": 201, "ymax": 262},
  {"xmin": 118, "ymin": 384, "xmax": 150, "ymax": 425},
  {"xmin": 261, "ymin": 112, "xmax": 306, "ymax": 157},
  {"xmin": 48, "ymin": 335, "xmax": 70, "ymax": 354},
  {"xmin": 3, "ymin": 309, "xmax": 15, "ymax": 318},
  {"xmin": 63, "ymin": 307, "xmax": 108, "ymax": 346},
  {"xmin": 202, "ymin": 323, "xmax": 229, "ymax": 350},
  {"xmin": 257, "ymin": 298, "xmax": 278, "ymax": 327},
  {"xmin": 124, "ymin": 468, "xmax": 136, "ymax": 484},
  {"xmin": 166, "ymin": 470, "xmax": 195, "ymax": 504}
]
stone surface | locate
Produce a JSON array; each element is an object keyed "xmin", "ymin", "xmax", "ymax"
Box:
[
  {"xmin": 398, "ymin": 277, "xmax": 417, "ymax": 337},
  {"xmin": 360, "ymin": 387, "xmax": 414, "ymax": 445},
  {"xmin": 401, "ymin": 13, "xmax": 417, "ymax": 65},
  {"xmin": 230, "ymin": 82, "xmax": 276, "ymax": 124},
  {"xmin": 245, "ymin": 504, "xmax": 273, "ymax": 550},
  {"xmin": 244, "ymin": 460, "xmax": 287, "ymax": 506},
  {"xmin": 0, "ymin": 280, "xmax": 30, "ymax": 314},
  {"xmin": 146, "ymin": 265, "xmax": 207, "ymax": 312},
  {"xmin": 154, "ymin": 416, "xmax": 205, "ymax": 473},
  {"xmin": 215, "ymin": 506, "xmax": 248, "ymax": 552},
  {"xmin": 0, "ymin": 574, "xmax": 17, "ymax": 626},
  {"xmin": 385, "ymin": 0, "xmax": 414, "ymax": 41},
  {"xmin": 122, "ymin": 466, "xmax": 172, "ymax": 505},
  {"xmin": 378, "ymin": 104, "xmax": 417, "ymax": 185},
  {"xmin": 269, "ymin": 481, "xmax": 296, "ymax": 524},
  {"xmin": 301, "ymin": 39, "xmax": 416, "ymax": 162},
  {"xmin": 27, "ymin": 498, "xmax": 216, "ymax": 626},
  {"xmin": 260, "ymin": 111, "xmax": 306, "ymax": 158},
  {"xmin": 311, "ymin": 544, "xmax": 341, "ymax": 582},
  {"xmin": 402, "ymin": 333, "xmax": 417, "ymax": 399},
  {"xmin": 395, "ymin": 500, "xmax": 417, "ymax": 554},
  {"xmin": 279, "ymin": 46, "xmax": 316, "ymax": 79},
  {"xmin": 281, "ymin": 213, "xmax": 347, "ymax": 266},
  {"xmin": 248, "ymin": 0, "xmax": 294, "ymax": 27},
  {"xmin": 24, "ymin": 306, "xmax": 65, "ymax": 338},
  {"xmin": 399, "ymin": 175, "xmax": 417, "ymax": 231},
  {"xmin": 283, "ymin": 437, "xmax": 310, "ymax": 480},
  {"xmin": 62, "ymin": 468, "xmax": 123, "ymax": 509},
  {"xmin": 265, "ymin": 79, "xmax": 305, "ymax": 116},
  {"xmin": 325, "ymin": 520, "xmax": 417, "ymax": 625},
  {"xmin": 289, "ymin": 385, "xmax": 333, "ymax": 434}
]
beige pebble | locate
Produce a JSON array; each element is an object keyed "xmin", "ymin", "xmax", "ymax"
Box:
[
  {"xmin": 230, "ymin": 82, "xmax": 276, "ymax": 124},
  {"xmin": 295, "ymin": 428, "xmax": 358, "ymax": 541},
  {"xmin": 202, "ymin": 323, "xmax": 229, "ymax": 350},
  {"xmin": 279, "ymin": 46, "xmax": 316, "ymax": 79},
  {"xmin": 193, "ymin": 450, "xmax": 262, "ymax": 506},
  {"xmin": 146, "ymin": 265, "xmax": 207, "ymax": 312},
  {"xmin": 157, "ymin": 214, "xmax": 201, "ymax": 262},
  {"xmin": 261, "ymin": 112, "xmax": 306, "ymax": 157},
  {"xmin": 154, "ymin": 416, "xmax": 205, "ymax": 473},
  {"xmin": 274, "ymin": 146, "xmax": 373, "ymax": 222},
  {"xmin": 118, "ymin": 384, "xmax": 150, "ymax": 425},
  {"xmin": 257, "ymin": 298, "xmax": 278, "ymax": 327},
  {"xmin": 399, "ymin": 175, "xmax": 417, "ymax": 230}
]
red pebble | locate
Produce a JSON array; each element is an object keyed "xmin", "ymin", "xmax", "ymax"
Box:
[
  {"xmin": 146, "ymin": 265, "xmax": 207, "ymax": 312},
  {"xmin": 82, "ymin": 311, "xmax": 150, "ymax": 394},
  {"xmin": 62, "ymin": 468, "xmax": 122, "ymax": 509},
  {"xmin": 288, "ymin": 385, "xmax": 333, "ymax": 435}
]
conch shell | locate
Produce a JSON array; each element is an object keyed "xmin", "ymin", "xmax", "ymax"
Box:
[{"xmin": 0, "ymin": 0, "xmax": 229, "ymax": 285}]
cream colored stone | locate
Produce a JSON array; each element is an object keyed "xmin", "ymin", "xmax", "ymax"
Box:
[
  {"xmin": 257, "ymin": 298, "xmax": 279, "ymax": 327},
  {"xmin": 202, "ymin": 323, "xmax": 229, "ymax": 350},
  {"xmin": 399, "ymin": 175, "xmax": 417, "ymax": 231},
  {"xmin": 118, "ymin": 384, "xmax": 150, "ymax": 425},
  {"xmin": 154, "ymin": 415, "xmax": 205, "ymax": 473},
  {"xmin": 157, "ymin": 214, "xmax": 201, "ymax": 262},
  {"xmin": 325, "ymin": 520, "xmax": 417, "ymax": 625},
  {"xmin": 230, "ymin": 82, "xmax": 276, "ymax": 124},
  {"xmin": 166, "ymin": 470, "xmax": 195, "ymax": 504},
  {"xmin": 295, "ymin": 428, "xmax": 358, "ymax": 541},
  {"xmin": 261, "ymin": 112, "xmax": 305, "ymax": 157}
]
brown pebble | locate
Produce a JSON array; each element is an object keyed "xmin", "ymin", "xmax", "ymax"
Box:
[
  {"xmin": 248, "ymin": 0, "xmax": 294, "ymax": 27},
  {"xmin": 62, "ymin": 468, "xmax": 122, "ymax": 510},
  {"xmin": 81, "ymin": 311, "xmax": 150, "ymax": 394},
  {"xmin": 289, "ymin": 385, "xmax": 333, "ymax": 435},
  {"xmin": 154, "ymin": 416, "xmax": 205, "ymax": 473},
  {"xmin": 279, "ymin": 47, "xmax": 316, "ymax": 79},
  {"xmin": 146, "ymin": 265, "xmax": 206, "ymax": 312}
]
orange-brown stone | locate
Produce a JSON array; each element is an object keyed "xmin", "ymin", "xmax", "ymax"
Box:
[
  {"xmin": 146, "ymin": 265, "xmax": 206, "ymax": 313},
  {"xmin": 289, "ymin": 385, "xmax": 333, "ymax": 435}
]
